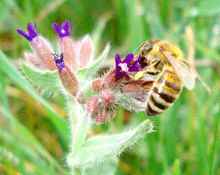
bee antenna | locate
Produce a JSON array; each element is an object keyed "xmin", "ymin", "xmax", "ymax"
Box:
[{"xmin": 133, "ymin": 42, "xmax": 146, "ymax": 54}]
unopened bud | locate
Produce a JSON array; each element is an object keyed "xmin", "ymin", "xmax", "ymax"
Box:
[
  {"xmin": 99, "ymin": 89, "xmax": 115, "ymax": 106},
  {"xmin": 87, "ymin": 97, "xmax": 99, "ymax": 113},
  {"xmin": 58, "ymin": 65, "xmax": 79, "ymax": 96},
  {"xmin": 79, "ymin": 35, "xmax": 93, "ymax": 68},
  {"xmin": 92, "ymin": 78, "xmax": 105, "ymax": 92},
  {"xmin": 96, "ymin": 108, "xmax": 109, "ymax": 124},
  {"xmin": 90, "ymin": 105, "xmax": 117, "ymax": 124}
]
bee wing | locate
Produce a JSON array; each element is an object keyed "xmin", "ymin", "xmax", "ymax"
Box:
[
  {"xmin": 162, "ymin": 51, "xmax": 195, "ymax": 90},
  {"xmin": 182, "ymin": 60, "xmax": 211, "ymax": 94}
]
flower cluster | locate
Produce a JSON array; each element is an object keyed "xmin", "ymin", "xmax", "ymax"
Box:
[{"xmin": 17, "ymin": 20, "xmax": 154, "ymax": 123}]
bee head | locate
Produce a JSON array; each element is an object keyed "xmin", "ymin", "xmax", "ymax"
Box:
[{"xmin": 141, "ymin": 39, "xmax": 160, "ymax": 58}]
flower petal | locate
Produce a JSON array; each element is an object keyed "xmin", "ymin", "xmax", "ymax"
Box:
[
  {"xmin": 115, "ymin": 53, "xmax": 121, "ymax": 65},
  {"xmin": 123, "ymin": 53, "xmax": 134, "ymax": 64},
  {"xmin": 17, "ymin": 22, "xmax": 38, "ymax": 42},
  {"xmin": 17, "ymin": 29, "xmax": 31, "ymax": 41},
  {"xmin": 62, "ymin": 20, "xmax": 69, "ymax": 33},
  {"xmin": 79, "ymin": 35, "xmax": 93, "ymax": 68},
  {"xmin": 27, "ymin": 22, "xmax": 37, "ymax": 39},
  {"xmin": 52, "ymin": 20, "xmax": 72, "ymax": 38},
  {"xmin": 52, "ymin": 23, "xmax": 61, "ymax": 34}
]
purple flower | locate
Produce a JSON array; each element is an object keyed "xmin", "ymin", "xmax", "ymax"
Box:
[
  {"xmin": 115, "ymin": 53, "xmax": 141, "ymax": 79},
  {"xmin": 17, "ymin": 22, "xmax": 38, "ymax": 42},
  {"xmin": 52, "ymin": 20, "xmax": 72, "ymax": 38},
  {"xmin": 52, "ymin": 53, "xmax": 66, "ymax": 73}
]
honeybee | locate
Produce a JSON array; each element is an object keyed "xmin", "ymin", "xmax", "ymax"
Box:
[{"xmin": 134, "ymin": 39, "xmax": 211, "ymax": 116}]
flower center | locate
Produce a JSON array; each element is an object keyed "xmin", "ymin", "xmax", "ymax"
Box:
[
  {"xmin": 118, "ymin": 63, "xmax": 129, "ymax": 72},
  {"xmin": 61, "ymin": 29, "xmax": 65, "ymax": 34}
]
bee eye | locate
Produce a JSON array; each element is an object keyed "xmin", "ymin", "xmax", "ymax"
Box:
[
  {"xmin": 144, "ymin": 43, "xmax": 153, "ymax": 50},
  {"xmin": 143, "ymin": 43, "xmax": 153, "ymax": 53}
]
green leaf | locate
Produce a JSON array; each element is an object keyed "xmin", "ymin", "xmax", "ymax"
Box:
[
  {"xmin": 22, "ymin": 62, "xmax": 62, "ymax": 91},
  {"xmin": 67, "ymin": 119, "xmax": 153, "ymax": 167},
  {"xmin": 83, "ymin": 157, "xmax": 119, "ymax": 175},
  {"xmin": 0, "ymin": 50, "xmax": 70, "ymax": 147},
  {"xmin": 77, "ymin": 43, "xmax": 110, "ymax": 81}
]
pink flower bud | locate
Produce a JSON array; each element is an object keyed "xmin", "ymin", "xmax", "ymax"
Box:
[
  {"xmin": 92, "ymin": 78, "xmax": 105, "ymax": 92},
  {"xmin": 96, "ymin": 108, "xmax": 109, "ymax": 124},
  {"xmin": 31, "ymin": 36, "xmax": 56, "ymax": 70},
  {"xmin": 79, "ymin": 35, "xmax": 93, "ymax": 68},
  {"xmin": 87, "ymin": 97, "xmax": 99, "ymax": 113},
  {"xmin": 99, "ymin": 89, "xmax": 115, "ymax": 106},
  {"xmin": 58, "ymin": 65, "xmax": 79, "ymax": 96}
]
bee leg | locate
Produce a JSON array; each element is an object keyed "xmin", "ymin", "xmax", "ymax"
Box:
[
  {"xmin": 150, "ymin": 59, "xmax": 163, "ymax": 73},
  {"xmin": 134, "ymin": 59, "xmax": 163, "ymax": 80}
]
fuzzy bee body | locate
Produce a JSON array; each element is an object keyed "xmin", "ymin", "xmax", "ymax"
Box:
[
  {"xmin": 134, "ymin": 39, "xmax": 210, "ymax": 116},
  {"xmin": 135, "ymin": 40, "xmax": 186, "ymax": 116},
  {"xmin": 146, "ymin": 66, "xmax": 183, "ymax": 116}
]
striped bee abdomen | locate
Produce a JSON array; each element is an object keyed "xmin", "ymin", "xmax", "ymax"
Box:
[{"xmin": 146, "ymin": 68, "xmax": 183, "ymax": 116}]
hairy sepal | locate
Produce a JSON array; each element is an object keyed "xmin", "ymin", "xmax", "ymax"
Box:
[
  {"xmin": 22, "ymin": 62, "xmax": 63, "ymax": 92},
  {"xmin": 76, "ymin": 43, "xmax": 110, "ymax": 81},
  {"xmin": 67, "ymin": 119, "xmax": 153, "ymax": 167}
]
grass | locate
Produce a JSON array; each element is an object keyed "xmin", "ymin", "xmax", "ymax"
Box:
[{"xmin": 0, "ymin": 0, "xmax": 220, "ymax": 174}]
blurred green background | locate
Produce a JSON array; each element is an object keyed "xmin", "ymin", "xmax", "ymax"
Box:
[{"xmin": 0, "ymin": 0, "xmax": 220, "ymax": 174}]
